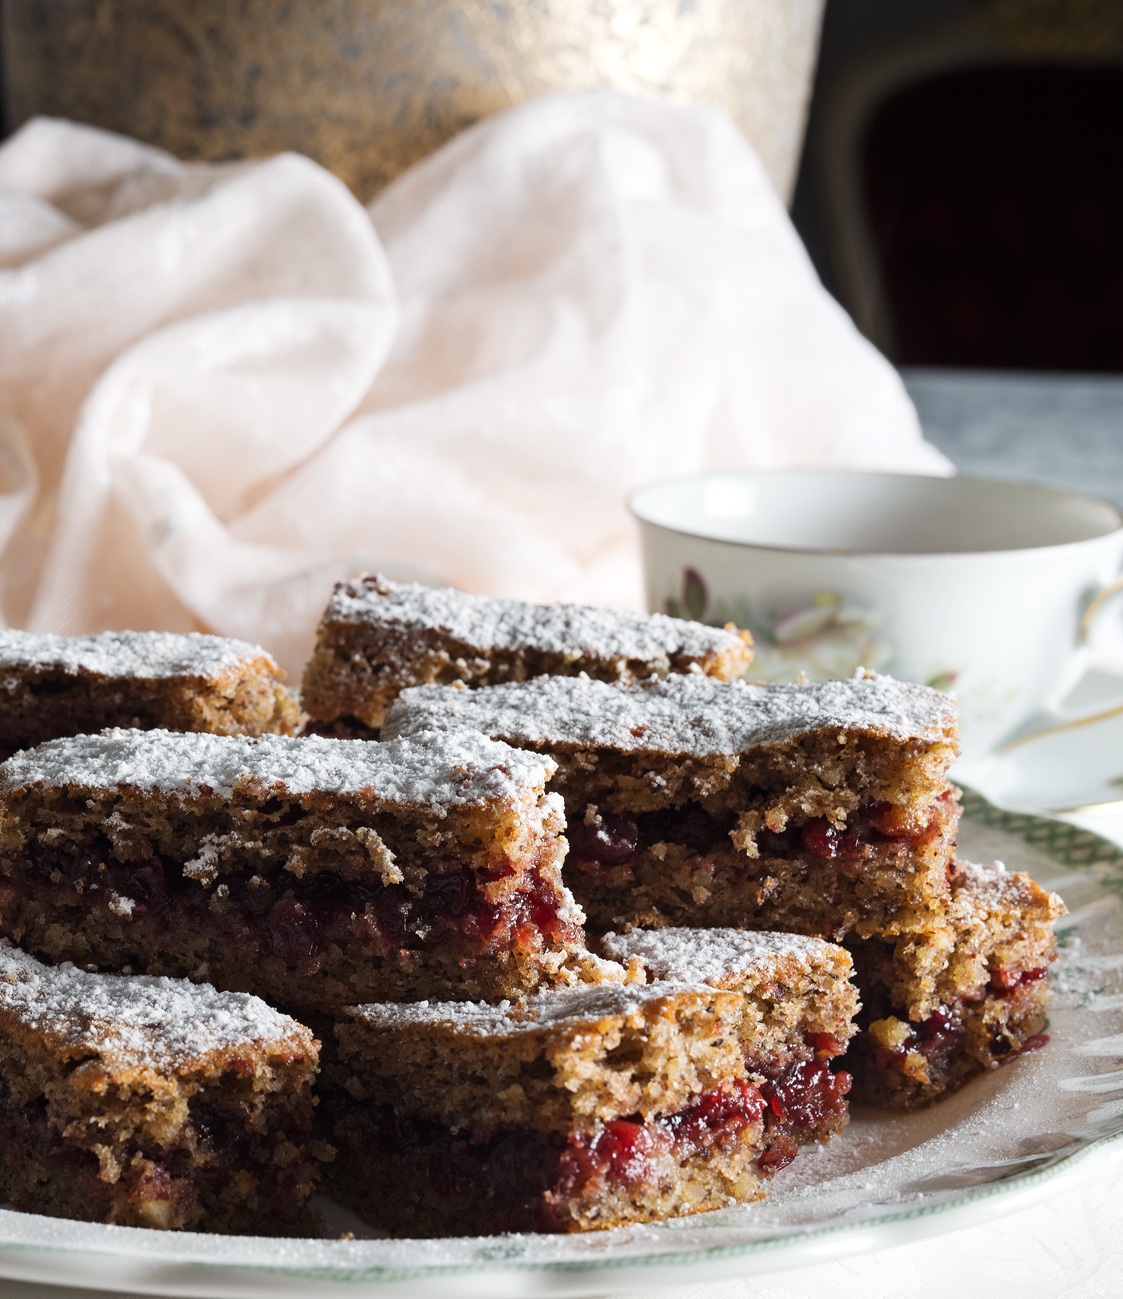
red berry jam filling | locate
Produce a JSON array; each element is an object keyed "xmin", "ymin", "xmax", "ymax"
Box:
[
  {"xmin": 861, "ymin": 988, "xmax": 1050, "ymax": 1084},
  {"xmin": 867, "ymin": 1006, "xmax": 966, "ymax": 1081},
  {"xmin": 988, "ymin": 965, "xmax": 1049, "ymax": 994},
  {"xmin": 0, "ymin": 1093, "xmax": 115, "ymax": 1209},
  {"xmin": 568, "ymin": 814, "xmax": 640, "ymax": 870},
  {"xmin": 7, "ymin": 839, "xmax": 577, "ymax": 975},
  {"xmin": 568, "ymin": 804, "xmax": 738, "ymax": 882},
  {"xmin": 567, "ymin": 794, "xmax": 953, "ymax": 881},
  {"xmin": 762, "ymin": 797, "xmax": 946, "ymax": 862},
  {"xmin": 337, "ymin": 1047, "xmax": 850, "ymax": 1234},
  {"xmin": 557, "ymin": 1078, "xmax": 768, "ymax": 1200}
]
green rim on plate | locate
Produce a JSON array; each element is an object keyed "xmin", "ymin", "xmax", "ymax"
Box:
[{"xmin": 960, "ymin": 787, "xmax": 1123, "ymax": 872}]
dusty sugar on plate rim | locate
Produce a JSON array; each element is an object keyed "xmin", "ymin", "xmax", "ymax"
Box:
[{"xmin": 0, "ymin": 727, "xmax": 557, "ymax": 809}]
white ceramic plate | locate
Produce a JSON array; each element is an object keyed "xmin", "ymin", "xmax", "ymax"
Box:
[
  {"xmin": 958, "ymin": 667, "xmax": 1123, "ymax": 816},
  {"xmin": 0, "ymin": 792, "xmax": 1121, "ymax": 1299}
]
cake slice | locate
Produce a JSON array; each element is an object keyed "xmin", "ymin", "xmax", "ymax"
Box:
[
  {"xmin": 847, "ymin": 859, "xmax": 1066, "ymax": 1108},
  {"xmin": 0, "ymin": 629, "xmax": 299, "ymax": 759},
  {"xmin": 599, "ymin": 926, "xmax": 857, "ymax": 1169},
  {"xmin": 0, "ymin": 728, "xmax": 602, "ymax": 1007},
  {"xmin": 382, "ymin": 671, "xmax": 961, "ymax": 973},
  {"xmin": 600, "ymin": 927, "xmax": 859, "ymax": 1055},
  {"xmin": 323, "ymin": 975, "xmax": 852, "ymax": 1236},
  {"xmin": 0, "ymin": 941, "xmax": 323, "ymax": 1232},
  {"xmin": 300, "ymin": 574, "xmax": 753, "ymax": 736}
]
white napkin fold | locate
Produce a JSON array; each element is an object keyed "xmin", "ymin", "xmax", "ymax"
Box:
[{"xmin": 0, "ymin": 91, "xmax": 949, "ymax": 675}]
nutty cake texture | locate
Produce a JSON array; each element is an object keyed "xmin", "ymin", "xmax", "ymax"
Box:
[
  {"xmin": 600, "ymin": 927, "xmax": 859, "ymax": 1059},
  {"xmin": 0, "ymin": 941, "xmax": 323, "ymax": 1232},
  {"xmin": 848, "ymin": 859, "xmax": 1066, "ymax": 1108},
  {"xmin": 0, "ymin": 629, "xmax": 299, "ymax": 758},
  {"xmin": 0, "ymin": 728, "xmax": 603, "ymax": 1007},
  {"xmin": 382, "ymin": 671, "xmax": 961, "ymax": 974},
  {"xmin": 300, "ymin": 574, "xmax": 753, "ymax": 734},
  {"xmin": 325, "ymin": 972, "xmax": 853, "ymax": 1236}
]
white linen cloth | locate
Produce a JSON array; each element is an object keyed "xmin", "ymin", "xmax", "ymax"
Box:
[{"xmin": 0, "ymin": 91, "xmax": 948, "ymax": 676}]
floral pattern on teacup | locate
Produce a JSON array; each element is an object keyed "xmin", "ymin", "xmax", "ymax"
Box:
[
  {"xmin": 742, "ymin": 593, "xmax": 896, "ymax": 684},
  {"xmin": 663, "ymin": 568, "xmax": 964, "ymax": 691},
  {"xmin": 664, "ymin": 572, "xmax": 894, "ymax": 683}
]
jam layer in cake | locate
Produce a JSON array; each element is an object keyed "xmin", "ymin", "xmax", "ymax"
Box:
[
  {"xmin": 324, "ymin": 978, "xmax": 853, "ymax": 1235},
  {"xmin": 0, "ymin": 941, "xmax": 323, "ymax": 1232},
  {"xmin": 599, "ymin": 927, "xmax": 858, "ymax": 1174},
  {"xmin": 300, "ymin": 574, "xmax": 753, "ymax": 735},
  {"xmin": 847, "ymin": 859, "xmax": 1066, "ymax": 1108},
  {"xmin": 0, "ymin": 729, "xmax": 604, "ymax": 1007},
  {"xmin": 383, "ymin": 671, "xmax": 960, "ymax": 968},
  {"xmin": 0, "ymin": 630, "xmax": 299, "ymax": 759}
]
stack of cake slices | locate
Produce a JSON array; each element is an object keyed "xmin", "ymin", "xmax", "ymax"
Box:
[
  {"xmin": 381, "ymin": 663, "xmax": 1065, "ymax": 1112},
  {"xmin": 0, "ymin": 582, "xmax": 1065, "ymax": 1238},
  {"xmin": 0, "ymin": 630, "xmax": 327, "ymax": 1232}
]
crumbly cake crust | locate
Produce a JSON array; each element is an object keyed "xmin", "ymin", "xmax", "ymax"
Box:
[
  {"xmin": 848, "ymin": 859, "xmax": 1066, "ymax": 1108},
  {"xmin": 600, "ymin": 926, "xmax": 859, "ymax": 1057},
  {"xmin": 0, "ymin": 942, "xmax": 322, "ymax": 1232},
  {"xmin": 866, "ymin": 859, "xmax": 1066, "ymax": 1021},
  {"xmin": 383, "ymin": 672, "xmax": 960, "ymax": 944},
  {"xmin": 0, "ymin": 729, "xmax": 593, "ymax": 1006},
  {"xmin": 0, "ymin": 629, "xmax": 298, "ymax": 755},
  {"xmin": 337, "ymin": 982, "xmax": 747, "ymax": 1137},
  {"xmin": 300, "ymin": 575, "xmax": 754, "ymax": 731},
  {"xmin": 325, "ymin": 973, "xmax": 852, "ymax": 1235}
]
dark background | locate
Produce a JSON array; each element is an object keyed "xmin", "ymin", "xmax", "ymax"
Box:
[
  {"xmin": 791, "ymin": 0, "xmax": 1123, "ymax": 371},
  {"xmin": 3, "ymin": 0, "xmax": 1123, "ymax": 372}
]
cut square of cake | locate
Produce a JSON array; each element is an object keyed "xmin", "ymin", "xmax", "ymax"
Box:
[
  {"xmin": 0, "ymin": 728, "xmax": 606, "ymax": 1008},
  {"xmin": 300, "ymin": 575, "xmax": 753, "ymax": 736},
  {"xmin": 847, "ymin": 859, "xmax": 1066, "ymax": 1108},
  {"xmin": 599, "ymin": 926, "xmax": 857, "ymax": 1172},
  {"xmin": 323, "ymin": 971, "xmax": 854, "ymax": 1236},
  {"xmin": 0, "ymin": 941, "xmax": 323, "ymax": 1232},
  {"xmin": 0, "ymin": 630, "xmax": 299, "ymax": 759},
  {"xmin": 600, "ymin": 926, "xmax": 859, "ymax": 1058},
  {"xmin": 381, "ymin": 671, "xmax": 961, "ymax": 972}
]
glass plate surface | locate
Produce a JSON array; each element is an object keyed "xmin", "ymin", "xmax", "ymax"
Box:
[{"xmin": 0, "ymin": 790, "xmax": 1121, "ymax": 1299}]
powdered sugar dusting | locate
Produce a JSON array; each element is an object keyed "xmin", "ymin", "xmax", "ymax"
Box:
[
  {"xmin": 954, "ymin": 858, "xmax": 1057, "ymax": 912},
  {"xmin": 382, "ymin": 669, "xmax": 956, "ymax": 755},
  {"xmin": 326, "ymin": 577, "xmax": 747, "ymax": 664},
  {"xmin": 601, "ymin": 928, "xmax": 845, "ymax": 986},
  {"xmin": 0, "ymin": 629, "xmax": 281, "ymax": 680},
  {"xmin": 0, "ymin": 941, "xmax": 308, "ymax": 1070},
  {"xmin": 346, "ymin": 980, "xmax": 718, "ymax": 1038},
  {"xmin": 0, "ymin": 727, "xmax": 556, "ymax": 809}
]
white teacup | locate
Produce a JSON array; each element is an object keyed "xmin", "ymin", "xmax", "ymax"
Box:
[{"xmin": 629, "ymin": 470, "xmax": 1123, "ymax": 764}]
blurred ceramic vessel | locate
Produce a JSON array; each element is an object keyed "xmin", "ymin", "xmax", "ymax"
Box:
[
  {"xmin": 0, "ymin": 0, "xmax": 824, "ymax": 200},
  {"xmin": 630, "ymin": 470, "xmax": 1123, "ymax": 762}
]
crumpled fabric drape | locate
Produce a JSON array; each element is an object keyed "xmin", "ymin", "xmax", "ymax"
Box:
[{"xmin": 0, "ymin": 91, "xmax": 949, "ymax": 675}]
